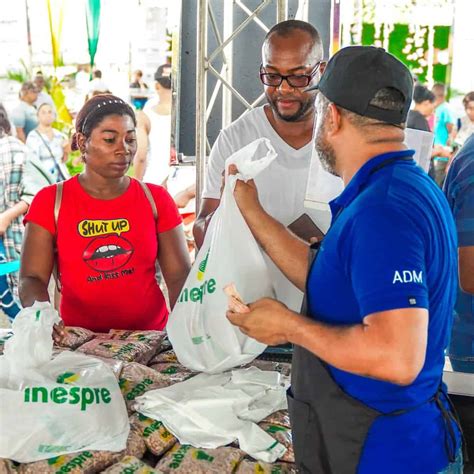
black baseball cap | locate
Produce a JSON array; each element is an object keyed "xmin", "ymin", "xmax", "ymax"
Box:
[
  {"xmin": 154, "ymin": 63, "xmax": 172, "ymax": 82},
  {"xmin": 307, "ymin": 46, "xmax": 413, "ymax": 125}
]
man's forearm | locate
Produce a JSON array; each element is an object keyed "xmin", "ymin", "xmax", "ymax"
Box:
[
  {"xmin": 242, "ymin": 204, "xmax": 309, "ymax": 291},
  {"xmin": 193, "ymin": 214, "xmax": 212, "ymax": 250},
  {"xmin": 286, "ymin": 310, "xmax": 422, "ymax": 385}
]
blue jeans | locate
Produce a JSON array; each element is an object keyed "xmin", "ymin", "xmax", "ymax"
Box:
[{"xmin": 438, "ymin": 450, "xmax": 463, "ymax": 474}]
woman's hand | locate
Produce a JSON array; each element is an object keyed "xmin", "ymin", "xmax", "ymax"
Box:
[{"xmin": 53, "ymin": 320, "xmax": 66, "ymax": 345}]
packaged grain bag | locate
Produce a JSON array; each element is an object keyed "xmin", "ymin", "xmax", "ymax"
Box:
[
  {"xmin": 17, "ymin": 428, "xmax": 145, "ymax": 474},
  {"xmin": 148, "ymin": 363, "xmax": 195, "ymax": 385},
  {"xmin": 155, "ymin": 445, "xmax": 243, "ymax": 473},
  {"xmin": 77, "ymin": 339, "xmax": 155, "ymax": 364},
  {"xmin": 101, "ymin": 456, "xmax": 161, "ymax": 474},
  {"xmin": 258, "ymin": 424, "xmax": 294, "ymax": 463},
  {"xmin": 0, "ymin": 458, "xmax": 16, "ymax": 474},
  {"xmin": 17, "ymin": 451, "xmax": 117, "ymax": 474},
  {"xmin": 235, "ymin": 459, "xmax": 298, "ymax": 473},
  {"xmin": 131, "ymin": 413, "xmax": 177, "ymax": 456},
  {"xmin": 107, "ymin": 331, "xmax": 168, "ymax": 355},
  {"xmin": 260, "ymin": 411, "xmax": 291, "ymax": 429},
  {"xmin": 59, "ymin": 327, "xmax": 95, "ymax": 349},
  {"xmin": 119, "ymin": 363, "xmax": 171, "ymax": 411},
  {"xmin": 149, "ymin": 351, "xmax": 178, "ymax": 365}
]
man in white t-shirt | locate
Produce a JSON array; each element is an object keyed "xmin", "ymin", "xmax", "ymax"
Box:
[{"xmin": 194, "ymin": 20, "xmax": 342, "ymax": 311}]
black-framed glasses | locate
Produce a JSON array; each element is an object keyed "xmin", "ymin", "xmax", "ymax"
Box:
[{"xmin": 259, "ymin": 62, "xmax": 322, "ymax": 88}]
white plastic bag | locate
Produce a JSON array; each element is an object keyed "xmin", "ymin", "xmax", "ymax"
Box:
[
  {"xmin": 0, "ymin": 301, "xmax": 130, "ymax": 463},
  {"xmin": 135, "ymin": 367, "xmax": 289, "ymax": 463},
  {"xmin": 167, "ymin": 138, "xmax": 277, "ymax": 373}
]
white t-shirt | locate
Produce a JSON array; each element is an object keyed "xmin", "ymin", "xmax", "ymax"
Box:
[
  {"xmin": 202, "ymin": 105, "xmax": 341, "ymax": 311},
  {"xmin": 143, "ymin": 109, "xmax": 171, "ymax": 185}
]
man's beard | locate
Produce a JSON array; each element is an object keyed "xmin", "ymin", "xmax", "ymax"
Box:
[
  {"xmin": 314, "ymin": 118, "xmax": 338, "ymax": 177},
  {"xmin": 266, "ymin": 93, "xmax": 314, "ymax": 122}
]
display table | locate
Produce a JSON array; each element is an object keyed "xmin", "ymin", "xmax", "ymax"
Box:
[{"xmin": 443, "ymin": 357, "xmax": 474, "ymax": 397}]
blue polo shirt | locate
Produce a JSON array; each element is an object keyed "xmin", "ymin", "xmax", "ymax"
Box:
[
  {"xmin": 306, "ymin": 150, "xmax": 460, "ymax": 473},
  {"xmin": 443, "ymin": 134, "xmax": 474, "ymax": 373}
]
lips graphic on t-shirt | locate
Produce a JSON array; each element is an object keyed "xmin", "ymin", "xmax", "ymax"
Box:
[{"xmin": 83, "ymin": 235, "xmax": 134, "ymax": 272}]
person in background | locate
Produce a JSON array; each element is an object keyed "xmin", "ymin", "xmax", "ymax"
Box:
[
  {"xmin": 0, "ymin": 105, "xmax": 36, "ymax": 319},
  {"xmin": 26, "ymin": 103, "xmax": 70, "ymax": 182},
  {"xmin": 454, "ymin": 91, "xmax": 474, "ymax": 150},
  {"xmin": 407, "ymin": 84, "xmax": 435, "ymax": 132},
  {"xmin": 33, "ymin": 72, "xmax": 56, "ymax": 112},
  {"xmin": 130, "ymin": 70, "xmax": 148, "ymax": 90},
  {"xmin": 20, "ymin": 95, "xmax": 190, "ymax": 335},
  {"xmin": 87, "ymin": 70, "xmax": 109, "ymax": 97},
  {"xmin": 10, "ymin": 82, "xmax": 39, "ymax": 143},
  {"xmin": 133, "ymin": 64, "xmax": 172, "ymax": 185},
  {"xmin": 129, "ymin": 69, "xmax": 149, "ymax": 111},
  {"xmin": 432, "ymin": 83, "xmax": 455, "ymax": 186},
  {"xmin": 443, "ymin": 133, "xmax": 474, "ymax": 468}
]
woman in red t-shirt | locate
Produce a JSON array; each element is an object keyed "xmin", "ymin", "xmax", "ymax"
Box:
[{"xmin": 20, "ymin": 95, "xmax": 191, "ymax": 335}]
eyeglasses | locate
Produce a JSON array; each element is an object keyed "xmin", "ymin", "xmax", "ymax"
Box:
[{"xmin": 259, "ymin": 62, "xmax": 322, "ymax": 88}]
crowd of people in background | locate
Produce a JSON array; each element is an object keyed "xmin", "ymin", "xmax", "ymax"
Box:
[{"xmin": 1, "ymin": 19, "xmax": 474, "ymax": 472}]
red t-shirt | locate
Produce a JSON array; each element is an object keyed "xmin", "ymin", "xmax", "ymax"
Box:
[{"xmin": 24, "ymin": 176, "xmax": 182, "ymax": 332}]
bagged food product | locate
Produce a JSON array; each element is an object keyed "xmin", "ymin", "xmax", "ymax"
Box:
[
  {"xmin": 148, "ymin": 363, "xmax": 195, "ymax": 384},
  {"xmin": 149, "ymin": 350, "xmax": 178, "ymax": 365},
  {"xmin": 260, "ymin": 411, "xmax": 291, "ymax": 429},
  {"xmin": 59, "ymin": 327, "xmax": 95, "ymax": 349},
  {"xmin": 247, "ymin": 360, "xmax": 291, "ymax": 377},
  {"xmin": 119, "ymin": 363, "xmax": 171, "ymax": 411},
  {"xmin": 155, "ymin": 445, "xmax": 243, "ymax": 473},
  {"xmin": 123, "ymin": 429, "xmax": 147, "ymax": 460},
  {"xmin": 0, "ymin": 302, "xmax": 129, "ymax": 463},
  {"xmin": 131, "ymin": 413, "xmax": 177, "ymax": 456},
  {"xmin": 17, "ymin": 429, "xmax": 145, "ymax": 474},
  {"xmin": 235, "ymin": 459, "xmax": 298, "ymax": 473},
  {"xmin": 167, "ymin": 139, "xmax": 277, "ymax": 374},
  {"xmin": 258, "ymin": 424, "xmax": 294, "ymax": 463},
  {"xmin": 101, "ymin": 456, "xmax": 161, "ymax": 474},
  {"xmin": 17, "ymin": 450, "xmax": 118, "ymax": 474},
  {"xmin": 0, "ymin": 458, "xmax": 16, "ymax": 474},
  {"xmin": 90, "ymin": 356, "xmax": 123, "ymax": 380},
  {"xmin": 107, "ymin": 331, "xmax": 169, "ymax": 356},
  {"xmin": 77, "ymin": 339, "xmax": 155, "ymax": 364},
  {"xmin": 108, "ymin": 330, "xmax": 166, "ymax": 344}
]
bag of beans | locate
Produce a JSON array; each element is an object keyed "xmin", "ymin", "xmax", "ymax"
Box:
[
  {"xmin": 130, "ymin": 413, "xmax": 177, "ymax": 456},
  {"xmin": 258, "ymin": 424, "xmax": 294, "ymax": 463},
  {"xmin": 77, "ymin": 339, "xmax": 155, "ymax": 364},
  {"xmin": 101, "ymin": 456, "xmax": 160, "ymax": 474},
  {"xmin": 155, "ymin": 445, "xmax": 243, "ymax": 473},
  {"xmin": 235, "ymin": 459, "xmax": 298, "ymax": 473},
  {"xmin": 59, "ymin": 327, "xmax": 95, "ymax": 349}
]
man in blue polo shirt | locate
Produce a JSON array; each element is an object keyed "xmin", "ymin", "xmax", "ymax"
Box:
[
  {"xmin": 443, "ymin": 133, "xmax": 474, "ymax": 466},
  {"xmin": 227, "ymin": 46, "xmax": 462, "ymax": 473}
]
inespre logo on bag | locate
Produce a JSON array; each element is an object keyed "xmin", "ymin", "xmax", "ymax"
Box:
[
  {"xmin": 178, "ymin": 249, "xmax": 217, "ymax": 305},
  {"xmin": 23, "ymin": 385, "xmax": 112, "ymax": 411}
]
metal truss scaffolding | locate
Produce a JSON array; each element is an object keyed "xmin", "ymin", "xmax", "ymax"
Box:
[{"xmin": 194, "ymin": 0, "xmax": 310, "ymax": 210}]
